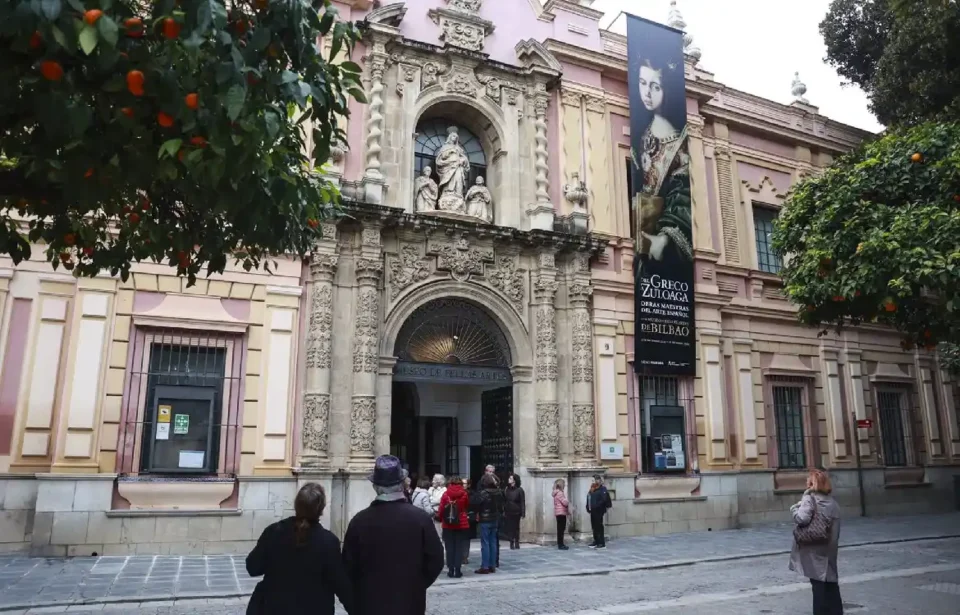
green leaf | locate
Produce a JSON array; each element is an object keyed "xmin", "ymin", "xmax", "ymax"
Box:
[
  {"xmin": 280, "ymin": 70, "xmax": 299, "ymax": 84},
  {"xmin": 341, "ymin": 61, "xmax": 362, "ymax": 74},
  {"xmin": 249, "ymin": 26, "xmax": 270, "ymax": 52},
  {"xmin": 319, "ymin": 11, "xmax": 335, "ymax": 36},
  {"xmin": 51, "ymin": 25, "xmax": 68, "ymax": 49},
  {"xmin": 348, "ymin": 88, "xmax": 368, "ymax": 104},
  {"xmin": 225, "ymin": 84, "xmax": 246, "ymax": 121},
  {"xmin": 40, "ymin": 0, "xmax": 61, "ymax": 20},
  {"xmin": 264, "ymin": 110, "xmax": 279, "ymax": 140},
  {"xmin": 97, "ymin": 15, "xmax": 118, "ymax": 47},
  {"xmin": 65, "ymin": 0, "xmax": 84, "ymax": 13},
  {"xmin": 79, "ymin": 25, "xmax": 98, "ymax": 55},
  {"xmin": 159, "ymin": 139, "xmax": 183, "ymax": 160}
]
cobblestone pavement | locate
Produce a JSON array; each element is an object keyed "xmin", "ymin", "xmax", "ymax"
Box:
[
  {"xmin": 0, "ymin": 512, "xmax": 957, "ymax": 612},
  {"xmin": 8, "ymin": 536, "xmax": 960, "ymax": 614}
]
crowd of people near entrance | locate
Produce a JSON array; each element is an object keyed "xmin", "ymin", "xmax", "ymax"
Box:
[{"xmin": 243, "ymin": 454, "xmax": 614, "ymax": 614}]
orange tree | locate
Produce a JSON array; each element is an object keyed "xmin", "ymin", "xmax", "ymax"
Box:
[
  {"xmin": 0, "ymin": 0, "xmax": 364, "ymax": 283},
  {"xmin": 772, "ymin": 121, "xmax": 960, "ymax": 351}
]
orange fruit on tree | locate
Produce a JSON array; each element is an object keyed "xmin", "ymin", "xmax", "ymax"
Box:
[
  {"xmin": 120, "ymin": 107, "xmax": 134, "ymax": 118},
  {"xmin": 40, "ymin": 60, "xmax": 63, "ymax": 81},
  {"xmin": 84, "ymin": 168, "xmax": 94, "ymax": 178},
  {"xmin": 177, "ymin": 149, "xmax": 186, "ymax": 162},
  {"xmin": 64, "ymin": 233, "xmax": 76, "ymax": 246},
  {"xmin": 29, "ymin": 31, "xmax": 42, "ymax": 49},
  {"xmin": 59, "ymin": 252, "xmax": 71, "ymax": 263},
  {"xmin": 911, "ymin": 152, "xmax": 923, "ymax": 163},
  {"xmin": 157, "ymin": 112, "xmax": 175, "ymax": 128},
  {"xmin": 129, "ymin": 212, "xmax": 141, "ymax": 224},
  {"xmin": 83, "ymin": 247, "xmax": 94, "ymax": 257},
  {"xmin": 307, "ymin": 218, "xmax": 319, "ymax": 229},
  {"xmin": 83, "ymin": 9, "xmax": 103, "ymax": 25},
  {"xmin": 126, "ymin": 70, "xmax": 145, "ymax": 96},
  {"xmin": 162, "ymin": 18, "xmax": 180, "ymax": 39},
  {"xmin": 189, "ymin": 136, "xmax": 207, "ymax": 147},
  {"xmin": 884, "ymin": 300, "xmax": 897, "ymax": 313},
  {"xmin": 235, "ymin": 19, "xmax": 248, "ymax": 35},
  {"xmin": 184, "ymin": 93, "xmax": 199, "ymax": 110}
]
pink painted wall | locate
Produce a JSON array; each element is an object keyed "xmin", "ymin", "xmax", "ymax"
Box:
[
  {"xmin": 561, "ymin": 60, "xmax": 602, "ymax": 88},
  {"xmin": 343, "ymin": 39, "xmax": 368, "ymax": 181},
  {"xmin": 0, "ymin": 299, "xmax": 31, "ymax": 455},
  {"xmin": 602, "ymin": 75, "xmax": 628, "ymax": 99},
  {"xmin": 729, "ymin": 129, "xmax": 795, "ymax": 159},
  {"xmin": 737, "ymin": 162, "xmax": 792, "ymax": 197},
  {"xmin": 610, "ymin": 113, "xmax": 630, "ymax": 148}
]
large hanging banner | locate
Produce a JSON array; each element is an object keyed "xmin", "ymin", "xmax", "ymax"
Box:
[{"xmin": 628, "ymin": 14, "xmax": 696, "ymax": 376}]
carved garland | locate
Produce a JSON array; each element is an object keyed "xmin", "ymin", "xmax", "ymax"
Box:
[
  {"xmin": 302, "ymin": 393, "xmax": 330, "ymax": 455},
  {"xmin": 537, "ymin": 401, "xmax": 560, "ymax": 457},
  {"xmin": 353, "ymin": 286, "xmax": 380, "ymax": 373},
  {"xmin": 570, "ymin": 310, "xmax": 594, "ymax": 383},
  {"xmin": 535, "ymin": 304, "xmax": 557, "ymax": 381},
  {"xmin": 572, "ymin": 403, "xmax": 596, "ymax": 456}
]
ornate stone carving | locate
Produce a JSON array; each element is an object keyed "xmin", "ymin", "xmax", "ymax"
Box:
[
  {"xmin": 536, "ymin": 401, "xmax": 560, "ymax": 457},
  {"xmin": 560, "ymin": 90, "xmax": 582, "ymax": 107},
  {"xmin": 572, "ymin": 403, "xmax": 596, "ymax": 457},
  {"xmin": 533, "ymin": 97, "xmax": 551, "ymax": 203},
  {"xmin": 353, "ymin": 287, "xmax": 380, "ymax": 373},
  {"xmin": 305, "ymin": 283, "xmax": 335, "ymax": 369},
  {"xmin": 444, "ymin": 70, "xmax": 478, "ymax": 96},
  {"xmin": 422, "ymin": 62, "xmax": 442, "ymax": 88},
  {"xmin": 465, "ymin": 176, "xmax": 493, "ymax": 222},
  {"xmin": 539, "ymin": 252, "xmax": 555, "ymax": 269},
  {"xmin": 362, "ymin": 227, "xmax": 381, "ymax": 247},
  {"xmin": 504, "ymin": 89, "xmax": 519, "ymax": 106},
  {"xmin": 390, "ymin": 244, "xmax": 431, "ymax": 299},
  {"xmin": 478, "ymin": 75, "xmax": 501, "ymax": 103},
  {"xmin": 487, "ymin": 256, "xmax": 524, "ymax": 312},
  {"xmin": 570, "ymin": 309, "xmax": 594, "ymax": 383},
  {"xmin": 349, "ymin": 396, "xmax": 377, "ymax": 454},
  {"xmin": 437, "ymin": 18, "xmax": 486, "ymax": 51},
  {"xmin": 791, "ymin": 71, "xmax": 809, "ymax": 104},
  {"xmin": 429, "ymin": 236, "xmax": 493, "ymax": 282},
  {"xmin": 585, "ymin": 96, "xmax": 606, "ymax": 114},
  {"xmin": 563, "ymin": 172, "xmax": 588, "ymax": 212},
  {"xmin": 535, "ymin": 305, "xmax": 557, "ymax": 381},
  {"xmin": 302, "ymin": 393, "xmax": 330, "ymax": 454},
  {"xmin": 355, "ymin": 258, "xmax": 383, "ymax": 284},
  {"xmin": 402, "ymin": 65, "xmax": 417, "ymax": 82},
  {"xmin": 447, "ymin": 0, "xmax": 482, "ymax": 12},
  {"xmin": 436, "ymin": 126, "xmax": 471, "ymax": 212},
  {"xmin": 533, "ymin": 273, "xmax": 559, "ymax": 301},
  {"xmin": 320, "ymin": 222, "xmax": 338, "ymax": 241},
  {"xmin": 364, "ymin": 55, "xmax": 387, "ymax": 178}
]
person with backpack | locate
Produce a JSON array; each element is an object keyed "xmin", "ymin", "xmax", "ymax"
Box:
[
  {"xmin": 438, "ymin": 476, "xmax": 470, "ymax": 578},
  {"xmin": 586, "ymin": 474, "xmax": 612, "ymax": 549}
]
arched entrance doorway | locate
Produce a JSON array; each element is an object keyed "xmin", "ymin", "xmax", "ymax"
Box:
[{"xmin": 390, "ymin": 298, "xmax": 513, "ymax": 487}]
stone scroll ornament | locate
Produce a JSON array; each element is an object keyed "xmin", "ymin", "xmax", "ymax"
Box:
[
  {"xmin": 350, "ymin": 396, "xmax": 377, "ymax": 454},
  {"xmin": 537, "ymin": 401, "xmax": 560, "ymax": 457},
  {"xmin": 302, "ymin": 393, "xmax": 330, "ymax": 455},
  {"xmin": 572, "ymin": 403, "xmax": 596, "ymax": 457}
]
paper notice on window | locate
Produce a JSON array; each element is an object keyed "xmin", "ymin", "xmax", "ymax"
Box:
[
  {"xmin": 158, "ymin": 405, "xmax": 172, "ymax": 423},
  {"xmin": 156, "ymin": 423, "xmax": 170, "ymax": 440},
  {"xmin": 178, "ymin": 450, "xmax": 205, "ymax": 469}
]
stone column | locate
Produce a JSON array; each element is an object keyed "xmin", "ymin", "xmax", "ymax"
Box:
[
  {"xmin": 362, "ymin": 42, "xmax": 388, "ymax": 204},
  {"xmin": 534, "ymin": 250, "xmax": 560, "ymax": 464},
  {"xmin": 568, "ymin": 253, "xmax": 597, "ymax": 465},
  {"xmin": 527, "ymin": 91, "xmax": 555, "ymax": 231},
  {"xmin": 349, "ymin": 225, "xmax": 383, "ymax": 468},
  {"xmin": 300, "ymin": 223, "xmax": 339, "ymax": 467}
]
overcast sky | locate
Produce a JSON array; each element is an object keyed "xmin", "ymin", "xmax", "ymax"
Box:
[{"xmin": 590, "ymin": 0, "xmax": 883, "ymax": 133}]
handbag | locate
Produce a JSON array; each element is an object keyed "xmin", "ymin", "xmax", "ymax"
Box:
[{"xmin": 793, "ymin": 495, "xmax": 831, "ymax": 545}]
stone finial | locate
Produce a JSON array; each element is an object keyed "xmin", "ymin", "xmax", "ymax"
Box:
[
  {"xmin": 791, "ymin": 71, "xmax": 809, "ymax": 104},
  {"xmin": 668, "ymin": 0, "xmax": 701, "ymax": 64}
]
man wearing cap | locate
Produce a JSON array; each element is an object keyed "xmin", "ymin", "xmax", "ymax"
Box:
[{"xmin": 343, "ymin": 455, "xmax": 444, "ymax": 615}]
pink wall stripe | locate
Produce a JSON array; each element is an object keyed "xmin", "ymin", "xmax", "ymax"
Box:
[{"xmin": 0, "ymin": 299, "xmax": 32, "ymax": 455}]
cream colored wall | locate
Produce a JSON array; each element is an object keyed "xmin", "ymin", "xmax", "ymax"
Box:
[{"xmin": 0, "ymin": 252, "xmax": 304, "ymax": 480}]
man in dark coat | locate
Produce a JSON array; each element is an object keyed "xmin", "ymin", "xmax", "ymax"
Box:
[{"xmin": 343, "ymin": 455, "xmax": 444, "ymax": 615}]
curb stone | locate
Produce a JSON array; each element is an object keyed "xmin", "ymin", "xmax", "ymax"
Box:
[{"xmin": 1, "ymin": 533, "xmax": 957, "ymax": 612}]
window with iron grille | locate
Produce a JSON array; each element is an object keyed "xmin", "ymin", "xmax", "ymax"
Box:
[
  {"xmin": 876, "ymin": 388, "xmax": 908, "ymax": 467},
  {"xmin": 638, "ymin": 376, "xmax": 693, "ymax": 473},
  {"xmin": 753, "ymin": 206, "xmax": 782, "ymax": 274},
  {"xmin": 772, "ymin": 385, "xmax": 806, "ymax": 469},
  {"xmin": 117, "ymin": 330, "xmax": 243, "ymax": 477}
]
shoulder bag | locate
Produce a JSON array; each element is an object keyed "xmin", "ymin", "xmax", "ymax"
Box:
[{"xmin": 793, "ymin": 495, "xmax": 831, "ymax": 546}]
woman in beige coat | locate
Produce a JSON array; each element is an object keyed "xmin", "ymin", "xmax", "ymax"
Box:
[{"xmin": 789, "ymin": 469, "xmax": 843, "ymax": 615}]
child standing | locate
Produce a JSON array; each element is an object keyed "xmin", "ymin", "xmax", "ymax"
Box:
[{"xmin": 552, "ymin": 479, "xmax": 570, "ymax": 550}]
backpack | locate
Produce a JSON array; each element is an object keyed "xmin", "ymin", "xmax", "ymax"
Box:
[{"xmin": 443, "ymin": 497, "xmax": 460, "ymax": 525}]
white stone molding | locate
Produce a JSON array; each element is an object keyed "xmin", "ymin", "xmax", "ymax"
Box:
[{"xmin": 820, "ymin": 347, "xmax": 848, "ymax": 460}]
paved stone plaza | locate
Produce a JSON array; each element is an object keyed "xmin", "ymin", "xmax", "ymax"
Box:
[{"xmin": 0, "ymin": 513, "xmax": 956, "ymax": 613}]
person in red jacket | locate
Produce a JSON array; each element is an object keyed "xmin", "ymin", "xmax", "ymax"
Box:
[{"xmin": 439, "ymin": 476, "xmax": 470, "ymax": 578}]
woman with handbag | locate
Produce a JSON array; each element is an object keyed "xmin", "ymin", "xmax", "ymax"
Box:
[
  {"xmin": 245, "ymin": 483, "xmax": 352, "ymax": 615},
  {"xmin": 790, "ymin": 469, "xmax": 843, "ymax": 615}
]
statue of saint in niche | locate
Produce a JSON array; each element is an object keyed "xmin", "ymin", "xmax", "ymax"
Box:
[
  {"xmin": 465, "ymin": 176, "xmax": 493, "ymax": 223},
  {"xmin": 435, "ymin": 126, "xmax": 471, "ymax": 213},
  {"xmin": 414, "ymin": 166, "xmax": 438, "ymax": 212}
]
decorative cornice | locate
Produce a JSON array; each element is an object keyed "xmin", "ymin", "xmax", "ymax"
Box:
[{"xmin": 541, "ymin": 0, "xmax": 605, "ymax": 21}]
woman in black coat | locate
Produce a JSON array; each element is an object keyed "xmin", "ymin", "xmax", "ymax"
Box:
[
  {"xmin": 246, "ymin": 483, "xmax": 352, "ymax": 615},
  {"xmin": 502, "ymin": 473, "xmax": 525, "ymax": 549}
]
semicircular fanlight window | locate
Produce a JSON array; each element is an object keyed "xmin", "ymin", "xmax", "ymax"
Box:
[{"xmin": 395, "ymin": 298, "xmax": 510, "ymax": 368}]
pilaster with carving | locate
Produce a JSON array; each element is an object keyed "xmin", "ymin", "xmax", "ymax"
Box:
[
  {"xmin": 527, "ymin": 89, "xmax": 555, "ymax": 231},
  {"xmin": 567, "ymin": 252, "xmax": 596, "ymax": 462},
  {"xmin": 362, "ymin": 40, "xmax": 389, "ymax": 204},
  {"xmin": 534, "ymin": 249, "xmax": 560, "ymax": 463},
  {"xmin": 300, "ymin": 223, "xmax": 340, "ymax": 467},
  {"xmin": 350, "ymin": 223, "xmax": 383, "ymax": 467}
]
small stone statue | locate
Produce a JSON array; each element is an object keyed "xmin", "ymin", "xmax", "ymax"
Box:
[
  {"xmin": 465, "ymin": 175, "xmax": 493, "ymax": 222},
  {"xmin": 414, "ymin": 166, "xmax": 438, "ymax": 212},
  {"xmin": 435, "ymin": 126, "xmax": 470, "ymax": 213}
]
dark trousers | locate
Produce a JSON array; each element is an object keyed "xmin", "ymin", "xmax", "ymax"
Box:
[
  {"xmin": 810, "ymin": 580, "xmax": 843, "ymax": 615},
  {"xmin": 556, "ymin": 515, "xmax": 567, "ymax": 546},
  {"xmin": 442, "ymin": 528, "xmax": 466, "ymax": 574},
  {"xmin": 590, "ymin": 510, "xmax": 606, "ymax": 546},
  {"xmin": 504, "ymin": 515, "xmax": 521, "ymax": 545}
]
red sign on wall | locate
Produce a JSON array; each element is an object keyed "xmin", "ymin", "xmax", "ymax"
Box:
[{"xmin": 856, "ymin": 419, "xmax": 873, "ymax": 429}]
